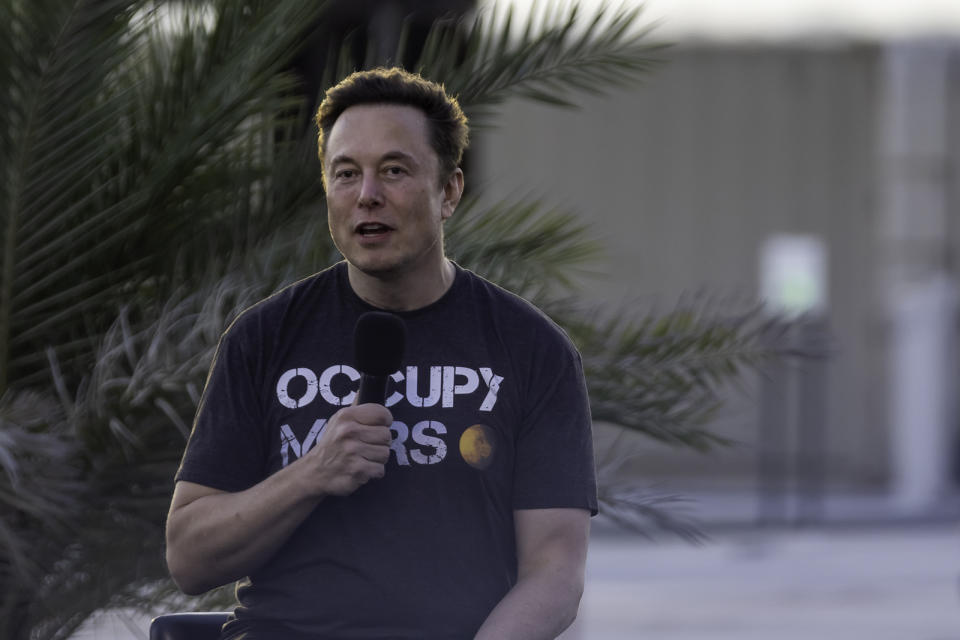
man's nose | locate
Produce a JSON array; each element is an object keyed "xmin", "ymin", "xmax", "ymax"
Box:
[{"xmin": 358, "ymin": 174, "xmax": 383, "ymax": 208}]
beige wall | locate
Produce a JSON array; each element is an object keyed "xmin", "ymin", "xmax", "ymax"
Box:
[{"xmin": 474, "ymin": 45, "xmax": 894, "ymax": 487}]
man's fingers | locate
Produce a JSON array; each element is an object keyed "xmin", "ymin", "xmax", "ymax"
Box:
[
  {"xmin": 364, "ymin": 460, "xmax": 387, "ymax": 479},
  {"xmin": 351, "ymin": 458, "xmax": 386, "ymax": 483},
  {"xmin": 348, "ymin": 423, "xmax": 393, "ymax": 446},
  {"xmin": 349, "ymin": 403, "xmax": 393, "ymax": 427},
  {"xmin": 359, "ymin": 442, "xmax": 390, "ymax": 465}
]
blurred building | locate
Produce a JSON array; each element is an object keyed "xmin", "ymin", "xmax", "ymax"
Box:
[{"xmin": 474, "ymin": 38, "xmax": 960, "ymax": 518}]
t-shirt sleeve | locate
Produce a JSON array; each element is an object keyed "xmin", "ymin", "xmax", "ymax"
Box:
[
  {"xmin": 175, "ymin": 316, "xmax": 268, "ymax": 492},
  {"xmin": 512, "ymin": 328, "xmax": 598, "ymax": 516}
]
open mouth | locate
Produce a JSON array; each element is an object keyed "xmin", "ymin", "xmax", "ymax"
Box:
[{"xmin": 355, "ymin": 222, "xmax": 392, "ymax": 237}]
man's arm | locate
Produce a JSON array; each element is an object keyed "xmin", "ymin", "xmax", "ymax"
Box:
[
  {"xmin": 474, "ymin": 508, "xmax": 590, "ymax": 640},
  {"xmin": 165, "ymin": 403, "xmax": 392, "ymax": 595}
]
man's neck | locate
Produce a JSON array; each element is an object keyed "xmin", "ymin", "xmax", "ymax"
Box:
[{"xmin": 347, "ymin": 259, "xmax": 456, "ymax": 311}]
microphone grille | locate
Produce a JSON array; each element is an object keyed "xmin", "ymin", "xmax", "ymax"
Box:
[{"xmin": 354, "ymin": 311, "xmax": 406, "ymax": 376}]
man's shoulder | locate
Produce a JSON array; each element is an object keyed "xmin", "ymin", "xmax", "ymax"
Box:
[
  {"xmin": 458, "ymin": 266, "xmax": 540, "ymax": 316},
  {"xmin": 457, "ymin": 266, "xmax": 575, "ymax": 349}
]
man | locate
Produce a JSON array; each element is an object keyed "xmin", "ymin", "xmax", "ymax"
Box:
[{"xmin": 166, "ymin": 67, "xmax": 597, "ymax": 639}]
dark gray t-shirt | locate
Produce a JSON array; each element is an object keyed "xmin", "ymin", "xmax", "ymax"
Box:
[{"xmin": 176, "ymin": 262, "xmax": 597, "ymax": 639}]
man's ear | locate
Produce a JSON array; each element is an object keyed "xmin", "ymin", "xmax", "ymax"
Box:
[{"xmin": 441, "ymin": 168, "xmax": 464, "ymax": 221}]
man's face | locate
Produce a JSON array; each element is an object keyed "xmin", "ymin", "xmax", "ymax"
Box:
[{"xmin": 323, "ymin": 104, "xmax": 462, "ymax": 280}]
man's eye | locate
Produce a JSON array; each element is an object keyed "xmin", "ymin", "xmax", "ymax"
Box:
[
  {"xmin": 385, "ymin": 166, "xmax": 405, "ymax": 176},
  {"xmin": 336, "ymin": 169, "xmax": 356, "ymax": 179}
]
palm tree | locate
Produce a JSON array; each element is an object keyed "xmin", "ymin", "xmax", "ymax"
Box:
[{"xmin": 0, "ymin": 1, "xmax": 774, "ymax": 637}]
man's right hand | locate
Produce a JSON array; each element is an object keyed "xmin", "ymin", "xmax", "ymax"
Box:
[
  {"xmin": 302, "ymin": 403, "xmax": 393, "ymax": 497},
  {"xmin": 165, "ymin": 403, "xmax": 392, "ymax": 595}
]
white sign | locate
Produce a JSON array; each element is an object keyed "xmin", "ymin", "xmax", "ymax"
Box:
[{"xmin": 760, "ymin": 234, "xmax": 828, "ymax": 316}]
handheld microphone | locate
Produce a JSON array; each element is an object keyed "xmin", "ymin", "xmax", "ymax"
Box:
[{"xmin": 354, "ymin": 311, "xmax": 406, "ymax": 405}]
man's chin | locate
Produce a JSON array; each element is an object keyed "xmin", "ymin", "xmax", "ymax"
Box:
[{"xmin": 347, "ymin": 257, "xmax": 405, "ymax": 281}]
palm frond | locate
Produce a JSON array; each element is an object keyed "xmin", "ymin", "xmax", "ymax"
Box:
[
  {"xmin": 413, "ymin": 1, "xmax": 666, "ymax": 118},
  {"xmin": 313, "ymin": 1, "xmax": 664, "ymax": 123},
  {"xmin": 562, "ymin": 298, "xmax": 777, "ymax": 451},
  {"xmin": 1, "ymin": 0, "xmax": 328, "ymax": 391},
  {"xmin": 0, "ymin": 387, "xmax": 86, "ymax": 638},
  {"xmin": 12, "ymin": 211, "xmax": 337, "ymax": 637},
  {"xmin": 445, "ymin": 195, "xmax": 601, "ymax": 299},
  {"xmin": 1, "ymin": 0, "xmax": 145, "ymax": 393},
  {"xmin": 19, "ymin": 277, "xmax": 253, "ymax": 640}
]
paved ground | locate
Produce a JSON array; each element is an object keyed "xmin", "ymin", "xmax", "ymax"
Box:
[
  {"xmin": 563, "ymin": 523, "xmax": 960, "ymax": 640},
  {"xmin": 75, "ymin": 521, "xmax": 959, "ymax": 639}
]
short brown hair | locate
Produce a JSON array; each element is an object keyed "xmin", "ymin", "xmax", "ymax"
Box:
[{"xmin": 316, "ymin": 67, "xmax": 469, "ymax": 183}]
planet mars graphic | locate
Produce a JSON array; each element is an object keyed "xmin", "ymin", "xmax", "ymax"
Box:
[{"xmin": 459, "ymin": 424, "xmax": 495, "ymax": 469}]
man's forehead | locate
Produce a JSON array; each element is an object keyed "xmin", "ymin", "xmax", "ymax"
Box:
[{"xmin": 327, "ymin": 103, "xmax": 431, "ymax": 153}]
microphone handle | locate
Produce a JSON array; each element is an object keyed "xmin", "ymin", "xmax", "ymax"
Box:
[{"xmin": 357, "ymin": 374, "xmax": 388, "ymax": 405}]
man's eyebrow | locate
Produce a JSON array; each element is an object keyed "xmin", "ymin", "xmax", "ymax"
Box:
[
  {"xmin": 329, "ymin": 151, "xmax": 418, "ymax": 166},
  {"xmin": 328, "ymin": 154, "xmax": 355, "ymax": 167},
  {"xmin": 380, "ymin": 150, "xmax": 418, "ymax": 165}
]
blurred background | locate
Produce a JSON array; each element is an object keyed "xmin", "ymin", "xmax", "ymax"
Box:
[
  {"xmin": 480, "ymin": 0, "xmax": 960, "ymax": 524},
  {"xmin": 479, "ymin": 1, "xmax": 960, "ymax": 638},
  {"xmin": 3, "ymin": 0, "xmax": 959, "ymax": 638}
]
